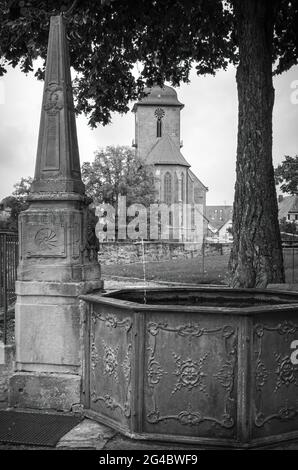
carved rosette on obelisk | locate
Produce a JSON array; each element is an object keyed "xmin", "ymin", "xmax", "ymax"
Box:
[{"xmin": 9, "ymin": 15, "xmax": 102, "ymax": 411}]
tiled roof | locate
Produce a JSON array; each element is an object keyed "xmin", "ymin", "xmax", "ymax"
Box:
[
  {"xmin": 188, "ymin": 169, "xmax": 208, "ymax": 190},
  {"xmin": 278, "ymin": 195, "xmax": 298, "ymax": 219},
  {"xmin": 206, "ymin": 205, "xmax": 233, "ymax": 231},
  {"xmin": 146, "ymin": 134, "xmax": 190, "ymax": 167}
]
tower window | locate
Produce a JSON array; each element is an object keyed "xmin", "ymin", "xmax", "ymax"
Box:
[
  {"xmin": 154, "ymin": 108, "xmax": 165, "ymax": 138},
  {"xmin": 157, "ymin": 119, "xmax": 162, "ymax": 137}
]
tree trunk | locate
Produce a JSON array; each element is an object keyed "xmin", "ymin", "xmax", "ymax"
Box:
[{"xmin": 229, "ymin": 0, "xmax": 285, "ymax": 288}]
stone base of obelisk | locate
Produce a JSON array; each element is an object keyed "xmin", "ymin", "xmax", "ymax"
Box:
[
  {"xmin": 9, "ymin": 278, "xmax": 103, "ymax": 411},
  {"xmin": 9, "ymin": 373, "xmax": 81, "ymax": 411}
]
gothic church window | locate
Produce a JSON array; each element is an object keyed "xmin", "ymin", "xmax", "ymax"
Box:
[
  {"xmin": 191, "ymin": 207, "xmax": 195, "ymax": 227},
  {"xmin": 174, "ymin": 173, "xmax": 179, "ymax": 202},
  {"xmin": 181, "ymin": 173, "xmax": 185, "ymax": 202},
  {"xmin": 164, "ymin": 172, "xmax": 172, "ymax": 204}
]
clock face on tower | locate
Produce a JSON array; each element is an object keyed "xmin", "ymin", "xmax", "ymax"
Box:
[{"xmin": 154, "ymin": 107, "xmax": 165, "ymax": 120}]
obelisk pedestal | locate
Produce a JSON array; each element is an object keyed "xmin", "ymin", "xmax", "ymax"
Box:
[{"xmin": 9, "ymin": 15, "xmax": 102, "ymax": 411}]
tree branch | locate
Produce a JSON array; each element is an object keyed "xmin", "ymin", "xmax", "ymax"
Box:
[{"xmin": 64, "ymin": 0, "xmax": 79, "ymax": 19}]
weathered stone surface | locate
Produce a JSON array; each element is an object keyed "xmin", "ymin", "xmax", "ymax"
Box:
[
  {"xmin": 56, "ymin": 419, "xmax": 115, "ymax": 449},
  {"xmin": 9, "ymin": 373, "xmax": 81, "ymax": 411},
  {"xmin": 15, "ymin": 302, "xmax": 81, "ymax": 372},
  {"xmin": 16, "ymin": 280, "xmax": 102, "ymax": 297}
]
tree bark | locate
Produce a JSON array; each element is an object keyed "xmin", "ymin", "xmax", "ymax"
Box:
[{"xmin": 229, "ymin": 0, "xmax": 285, "ymax": 288}]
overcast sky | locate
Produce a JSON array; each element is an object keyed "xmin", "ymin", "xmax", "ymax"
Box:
[{"xmin": 0, "ymin": 63, "xmax": 297, "ymax": 205}]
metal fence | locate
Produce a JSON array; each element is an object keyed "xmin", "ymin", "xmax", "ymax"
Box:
[{"xmin": 0, "ymin": 231, "xmax": 18, "ymax": 344}]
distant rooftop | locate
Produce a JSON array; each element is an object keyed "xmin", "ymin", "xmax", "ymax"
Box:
[
  {"xmin": 278, "ymin": 195, "xmax": 298, "ymax": 219},
  {"xmin": 206, "ymin": 205, "xmax": 233, "ymax": 231}
]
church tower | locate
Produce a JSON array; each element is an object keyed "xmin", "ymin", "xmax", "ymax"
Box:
[
  {"xmin": 132, "ymin": 85, "xmax": 184, "ymax": 161},
  {"xmin": 132, "ymin": 85, "xmax": 208, "ymax": 241}
]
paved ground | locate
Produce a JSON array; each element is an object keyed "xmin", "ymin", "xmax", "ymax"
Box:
[
  {"xmin": 2, "ymin": 418, "xmax": 298, "ymax": 450},
  {"xmin": 57, "ymin": 420, "xmax": 298, "ymax": 450}
]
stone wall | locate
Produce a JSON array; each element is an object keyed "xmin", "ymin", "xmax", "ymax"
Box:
[
  {"xmin": 203, "ymin": 242, "xmax": 232, "ymax": 257},
  {"xmin": 98, "ymin": 241, "xmax": 232, "ymax": 265}
]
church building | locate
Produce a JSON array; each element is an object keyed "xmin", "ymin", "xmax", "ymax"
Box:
[{"xmin": 132, "ymin": 85, "xmax": 208, "ymax": 241}]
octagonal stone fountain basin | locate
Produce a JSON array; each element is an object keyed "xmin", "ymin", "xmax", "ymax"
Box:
[{"xmin": 81, "ymin": 287, "xmax": 298, "ymax": 448}]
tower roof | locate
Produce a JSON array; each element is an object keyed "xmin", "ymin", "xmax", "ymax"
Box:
[
  {"xmin": 146, "ymin": 134, "xmax": 190, "ymax": 167},
  {"xmin": 132, "ymin": 85, "xmax": 184, "ymax": 111}
]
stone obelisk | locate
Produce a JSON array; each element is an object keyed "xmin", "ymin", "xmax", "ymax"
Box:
[{"xmin": 10, "ymin": 15, "xmax": 102, "ymax": 411}]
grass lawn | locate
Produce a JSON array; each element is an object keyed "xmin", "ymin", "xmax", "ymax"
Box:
[{"xmin": 102, "ymin": 248, "xmax": 298, "ymax": 285}]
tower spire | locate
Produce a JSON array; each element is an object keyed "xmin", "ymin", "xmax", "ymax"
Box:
[{"xmin": 31, "ymin": 15, "xmax": 84, "ymax": 196}]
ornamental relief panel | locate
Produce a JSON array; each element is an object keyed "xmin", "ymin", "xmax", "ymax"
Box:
[
  {"xmin": 44, "ymin": 83, "xmax": 64, "ymax": 115},
  {"xmin": 22, "ymin": 218, "xmax": 67, "ymax": 258},
  {"xmin": 254, "ymin": 320, "xmax": 298, "ymax": 428},
  {"xmin": 90, "ymin": 310, "xmax": 133, "ymax": 420},
  {"xmin": 172, "ymin": 353, "xmax": 209, "ymax": 395},
  {"xmin": 145, "ymin": 319, "xmax": 237, "ymax": 430}
]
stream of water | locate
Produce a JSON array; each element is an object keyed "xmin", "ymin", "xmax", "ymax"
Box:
[{"xmin": 141, "ymin": 239, "xmax": 147, "ymax": 304}]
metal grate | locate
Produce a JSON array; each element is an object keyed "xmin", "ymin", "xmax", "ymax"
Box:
[{"xmin": 0, "ymin": 411, "xmax": 82, "ymax": 447}]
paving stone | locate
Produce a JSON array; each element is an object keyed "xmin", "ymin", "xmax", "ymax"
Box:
[{"xmin": 56, "ymin": 419, "xmax": 116, "ymax": 450}]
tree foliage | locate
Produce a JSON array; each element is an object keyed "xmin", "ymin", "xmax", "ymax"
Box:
[
  {"xmin": 12, "ymin": 175, "xmax": 33, "ymax": 201},
  {"xmin": 0, "ymin": 176, "xmax": 32, "ymax": 230},
  {"xmin": 1, "ymin": 0, "xmax": 297, "ymax": 286},
  {"xmin": 279, "ymin": 217, "xmax": 297, "ymax": 235},
  {"xmin": 1, "ymin": 1, "xmax": 296, "ymax": 127},
  {"xmin": 81, "ymin": 145, "xmax": 156, "ymax": 206},
  {"xmin": 275, "ymin": 155, "xmax": 298, "ymax": 195}
]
